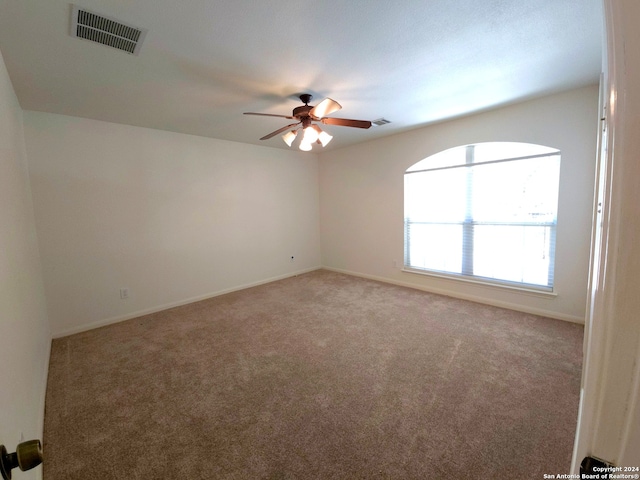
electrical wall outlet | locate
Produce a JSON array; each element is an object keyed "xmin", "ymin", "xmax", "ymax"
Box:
[{"xmin": 120, "ymin": 287, "xmax": 130, "ymax": 299}]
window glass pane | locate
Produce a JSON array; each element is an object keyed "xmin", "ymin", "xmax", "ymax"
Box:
[
  {"xmin": 406, "ymin": 145, "xmax": 466, "ymax": 171},
  {"xmin": 472, "ymin": 142, "xmax": 558, "ymax": 164},
  {"xmin": 406, "ymin": 223, "xmax": 462, "ymax": 273},
  {"xmin": 406, "ymin": 142, "xmax": 559, "ymax": 172},
  {"xmin": 404, "ymin": 168, "xmax": 466, "ymax": 222},
  {"xmin": 473, "ymin": 225, "xmax": 554, "ymax": 287},
  {"xmin": 471, "ymin": 156, "xmax": 560, "ymax": 223}
]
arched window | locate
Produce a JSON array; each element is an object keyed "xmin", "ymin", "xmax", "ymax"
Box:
[{"xmin": 404, "ymin": 142, "xmax": 560, "ymax": 292}]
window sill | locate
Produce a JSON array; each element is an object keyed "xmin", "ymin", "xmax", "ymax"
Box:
[{"xmin": 402, "ymin": 267, "xmax": 558, "ymax": 298}]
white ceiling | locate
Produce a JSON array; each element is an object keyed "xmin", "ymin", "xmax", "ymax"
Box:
[{"xmin": 0, "ymin": 0, "xmax": 603, "ymax": 152}]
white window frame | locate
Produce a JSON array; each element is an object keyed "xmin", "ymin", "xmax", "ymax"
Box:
[{"xmin": 403, "ymin": 143, "xmax": 560, "ymax": 295}]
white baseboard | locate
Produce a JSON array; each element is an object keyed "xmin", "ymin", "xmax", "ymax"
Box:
[
  {"xmin": 321, "ymin": 266, "xmax": 586, "ymax": 325},
  {"xmin": 52, "ymin": 264, "xmax": 583, "ymax": 338},
  {"xmin": 52, "ymin": 266, "xmax": 322, "ymax": 338}
]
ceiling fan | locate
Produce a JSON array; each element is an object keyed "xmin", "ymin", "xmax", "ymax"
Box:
[{"xmin": 244, "ymin": 94, "xmax": 371, "ymax": 151}]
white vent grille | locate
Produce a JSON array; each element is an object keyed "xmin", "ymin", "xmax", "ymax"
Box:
[
  {"xmin": 71, "ymin": 5, "xmax": 147, "ymax": 55},
  {"xmin": 372, "ymin": 118, "xmax": 391, "ymax": 127}
]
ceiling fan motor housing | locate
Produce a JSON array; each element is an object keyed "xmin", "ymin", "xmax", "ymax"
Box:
[
  {"xmin": 293, "ymin": 94, "xmax": 315, "ymax": 123},
  {"xmin": 292, "ymin": 105, "xmax": 313, "ymax": 119}
]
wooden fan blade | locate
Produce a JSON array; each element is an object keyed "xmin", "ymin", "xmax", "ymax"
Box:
[
  {"xmin": 320, "ymin": 117, "xmax": 372, "ymax": 129},
  {"xmin": 244, "ymin": 112, "xmax": 295, "ymax": 119},
  {"xmin": 259, "ymin": 122, "xmax": 301, "ymax": 140},
  {"xmin": 309, "ymin": 98, "xmax": 342, "ymax": 118}
]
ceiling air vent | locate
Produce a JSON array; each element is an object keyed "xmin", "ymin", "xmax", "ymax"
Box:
[
  {"xmin": 372, "ymin": 118, "xmax": 391, "ymax": 127},
  {"xmin": 70, "ymin": 5, "xmax": 147, "ymax": 55}
]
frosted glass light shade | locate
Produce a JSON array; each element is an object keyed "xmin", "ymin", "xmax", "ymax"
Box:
[
  {"xmin": 318, "ymin": 131, "xmax": 333, "ymax": 147},
  {"xmin": 282, "ymin": 130, "xmax": 297, "ymax": 147},
  {"xmin": 303, "ymin": 126, "xmax": 319, "ymax": 143}
]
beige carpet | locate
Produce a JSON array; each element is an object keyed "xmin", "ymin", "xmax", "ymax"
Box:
[{"xmin": 43, "ymin": 270, "xmax": 584, "ymax": 479}]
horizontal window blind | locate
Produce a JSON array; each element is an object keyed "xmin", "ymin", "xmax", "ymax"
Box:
[{"xmin": 404, "ymin": 143, "xmax": 560, "ymax": 291}]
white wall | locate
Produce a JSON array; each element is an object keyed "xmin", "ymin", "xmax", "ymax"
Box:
[
  {"xmin": 0, "ymin": 49, "xmax": 50, "ymax": 479},
  {"xmin": 24, "ymin": 112, "xmax": 321, "ymax": 337},
  {"xmin": 319, "ymin": 86, "xmax": 599, "ymax": 322}
]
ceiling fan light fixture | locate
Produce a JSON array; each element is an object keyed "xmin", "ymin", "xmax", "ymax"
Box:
[
  {"xmin": 299, "ymin": 141, "xmax": 312, "ymax": 151},
  {"xmin": 318, "ymin": 130, "xmax": 333, "ymax": 147},
  {"xmin": 282, "ymin": 130, "xmax": 298, "ymax": 147},
  {"xmin": 303, "ymin": 125, "xmax": 320, "ymax": 143}
]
